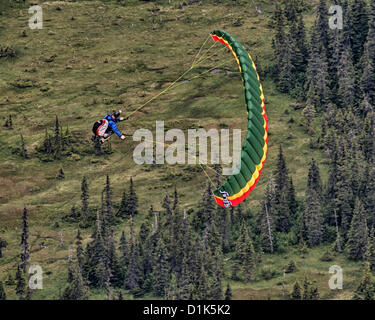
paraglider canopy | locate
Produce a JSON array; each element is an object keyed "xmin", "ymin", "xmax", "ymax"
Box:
[{"xmin": 210, "ymin": 30, "xmax": 268, "ymax": 208}]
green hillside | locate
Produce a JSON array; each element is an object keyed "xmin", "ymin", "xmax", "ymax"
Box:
[{"xmin": 0, "ymin": 0, "xmax": 369, "ymax": 300}]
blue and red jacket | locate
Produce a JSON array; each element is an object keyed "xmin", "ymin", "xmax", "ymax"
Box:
[{"xmin": 104, "ymin": 114, "xmax": 123, "ymax": 137}]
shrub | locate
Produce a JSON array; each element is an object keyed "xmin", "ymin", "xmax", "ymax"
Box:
[{"xmin": 285, "ymin": 260, "xmax": 297, "ymax": 273}]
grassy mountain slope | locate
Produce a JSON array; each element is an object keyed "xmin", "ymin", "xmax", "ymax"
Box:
[{"xmin": 0, "ymin": 0, "xmax": 362, "ymax": 299}]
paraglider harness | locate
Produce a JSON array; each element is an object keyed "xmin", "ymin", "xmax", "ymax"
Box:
[
  {"xmin": 91, "ymin": 110, "xmax": 127, "ymax": 143},
  {"xmin": 92, "ymin": 119, "xmax": 109, "ymax": 139}
]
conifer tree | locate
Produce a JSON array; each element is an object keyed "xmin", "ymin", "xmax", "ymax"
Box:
[
  {"xmin": 54, "ymin": 116, "xmax": 62, "ymax": 159},
  {"xmin": 195, "ymin": 264, "xmax": 209, "ymax": 300},
  {"xmin": 119, "ymin": 230, "xmax": 129, "ymax": 267},
  {"xmin": 21, "ymin": 207, "xmax": 30, "ymax": 273},
  {"xmin": 194, "ymin": 182, "xmax": 215, "ymax": 231},
  {"xmin": 353, "ymin": 262, "xmax": 374, "ymax": 300},
  {"xmin": 258, "ymin": 175, "xmax": 276, "ymax": 252},
  {"xmin": 235, "ymin": 220, "xmax": 256, "ymax": 282},
  {"xmin": 76, "ymin": 230, "xmax": 84, "ymax": 272},
  {"xmin": 363, "ymin": 167, "xmax": 375, "ymax": 227},
  {"xmin": 302, "ymin": 276, "xmax": 311, "ymax": 300},
  {"xmin": 0, "ymin": 237, "xmax": 7, "ymax": 258},
  {"xmin": 125, "ymin": 217, "xmax": 141, "ymax": 291},
  {"xmin": 4, "ymin": 114, "xmax": 13, "ymax": 129},
  {"xmin": 127, "ymin": 177, "xmax": 138, "ymax": 216},
  {"xmin": 274, "ymin": 146, "xmax": 292, "ymax": 232},
  {"xmin": 80, "ymin": 176, "xmax": 89, "ymax": 227},
  {"xmin": 103, "ymin": 175, "xmax": 114, "ymax": 227},
  {"xmin": 153, "ymin": 237, "xmax": 169, "ymax": 297},
  {"xmin": 84, "ymin": 209, "xmax": 106, "ymax": 288},
  {"xmin": 179, "ymin": 256, "xmax": 193, "ymax": 300},
  {"xmin": 272, "ymin": 0, "xmax": 286, "ymax": 74},
  {"xmin": 313, "ymin": 0, "xmax": 330, "ymax": 54},
  {"xmin": 305, "ymin": 159, "xmax": 324, "ymax": 246},
  {"xmin": 117, "ymin": 191, "xmax": 128, "ymax": 218},
  {"xmin": 278, "ymin": 33, "xmax": 294, "ymax": 93},
  {"xmin": 0, "ymin": 281, "xmax": 6, "ymax": 300},
  {"xmin": 15, "ymin": 265, "xmax": 25, "ymax": 300},
  {"xmin": 290, "ymin": 281, "xmax": 302, "ymax": 300},
  {"xmin": 296, "ymin": 11, "xmax": 309, "ymax": 72},
  {"xmin": 225, "ymin": 283, "xmax": 232, "ymax": 300},
  {"xmin": 118, "ymin": 291, "xmax": 123, "ymax": 300},
  {"xmin": 365, "ymin": 228, "xmax": 375, "ymax": 271},
  {"xmin": 306, "ymin": 35, "xmax": 331, "ymax": 110},
  {"xmin": 57, "ymin": 168, "xmax": 65, "ymax": 179},
  {"xmin": 62, "ymin": 264, "xmax": 89, "ymax": 300},
  {"xmin": 173, "ymin": 185, "xmax": 178, "ymax": 211},
  {"xmin": 347, "ymin": 198, "xmax": 369, "ymax": 260},
  {"xmin": 361, "ymin": 0, "xmax": 375, "ymax": 107},
  {"xmin": 310, "ymin": 287, "xmax": 320, "ymax": 300},
  {"xmin": 350, "ymin": 0, "xmax": 369, "ymax": 66},
  {"xmin": 162, "ymin": 189, "xmax": 172, "ymax": 227},
  {"xmin": 94, "ymin": 136, "xmax": 102, "ymax": 155},
  {"xmin": 338, "ymin": 45, "xmax": 356, "ymax": 109},
  {"xmin": 19, "ymin": 134, "xmax": 28, "ymax": 159},
  {"xmin": 107, "ymin": 229, "xmax": 122, "ymax": 287},
  {"xmin": 67, "ymin": 246, "xmax": 74, "ymax": 283},
  {"xmin": 166, "ymin": 273, "xmax": 179, "ymax": 300},
  {"xmin": 335, "ymin": 143, "xmax": 355, "ymax": 233},
  {"xmin": 305, "ymin": 190, "xmax": 323, "ymax": 247}
]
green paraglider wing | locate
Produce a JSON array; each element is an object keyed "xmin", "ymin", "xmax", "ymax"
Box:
[{"xmin": 210, "ymin": 30, "xmax": 268, "ymax": 208}]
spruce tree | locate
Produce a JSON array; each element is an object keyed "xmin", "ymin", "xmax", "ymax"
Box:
[
  {"xmin": 306, "ymin": 35, "xmax": 331, "ymax": 110},
  {"xmin": 290, "ymin": 281, "xmax": 302, "ymax": 300},
  {"xmin": 117, "ymin": 191, "xmax": 128, "ymax": 218},
  {"xmin": 179, "ymin": 255, "xmax": 193, "ymax": 300},
  {"xmin": 54, "ymin": 116, "xmax": 62, "ymax": 159},
  {"xmin": 166, "ymin": 273, "xmax": 179, "ymax": 300},
  {"xmin": 350, "ymin": 0, "xmax": 369, "ymax": 66},
  {"xmin": 305, "ymin": 190, "xmax": 323, "ymax": 247},
  {"xmin": 107, "ymin": 229, "xmax": 122, "ymax": 287},
  {"xmin": 0, "ymin": 281, "xmax": 6, "ymax": 300},
  {"xmin": 194, "ymin": 182, "xmax": 215, "ymax": 231},
  {"xmin": 225, "ymin": 283, "xmax": 232, "ymax": 300},
  {"xmin": 94, "ymin": 136, "xmax": 102, "ymax": 155},
  {"xmin": 361, "ymin": 0, "xmax": 375, "ymax": 107},
  {"xmin": 173, "ymin": 185, "xmax": 178, "ymax": 211},
  {"xmin": 21, "ymin": 207, "xmax": 30, "ymax": 273},
  {"xmin": 20, "ymin": 134, "xmax": 28, "ymax": 159},
  {"xmin": 81, "ymin": 176, "xmax": 89, "ymax": 227},
  {"xmin": 274, "ymin": 146, "xmax": 291, "ymax": 232},
  {"xmin": 0, "ymin": 237, "xmax": 7, "ymax": 258},
  {"xmin": 153, "ymin": 237, "xmax": 169, "ymax": 297},
  {"xmin": 76, "ymin": 230, "xmax": 84, "ymax": 272},
  {"xmin": 103, "ymin": 175, "xmax": 114, "ymax": 229},
  {"xmin": 119, "ymin": 230, "xmax": 129, "ymax": 266},
  {"xmin": 235, "ymin": 220, "xmax": 256, "ymax": 282},
  {"xmin": 338, "ymin": 45, "xmax": 356, "ymax": 109},
  {"xmin": 84, "ymin": 209, "xmax": 106, "ymax": 288},
  {"xmin": 365, "ymin": 228, "xmax": 375, "ymax": 271},
  {"xmin": 62, "ymin": 264, "xmax": 89, "ymax": 300},
  {"xmin": 57, "ymin": 168, "xmax": 65, "ymax": 179},
  {"xmin": 305, "ymin": 159, "xmax": 324, "ymax": 247},
  {"xmin": 353, "ymin": 262, "xmax": 374, "ymax": 300},
  {"xmin": 272, "ymin": 0, "xmax": 286, "ymax": 75},
  {"xmin": 195, "ymin": 264, "xmax": 209, "ymax": 299},
  {"xmin": 125, "ymin": 217, "xmax": 141, "ymax": 291},
  {"xmin": 278, "ymin": 33, "xmax": 294, "ymax": 93},
  {"xmin": 347, "ymin": 198, "xmax": 369, "ymax": 261},
  {"xmin": 15, "ymin": 265, "xmax": 25, "ymax": 300},
  {"xmin": 127, "ymin": 177, "xmax": 138, "ymax": 216},
  {"xmin": 335, "ymin": 142, "xmax": 355, "ymax": 234}
]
